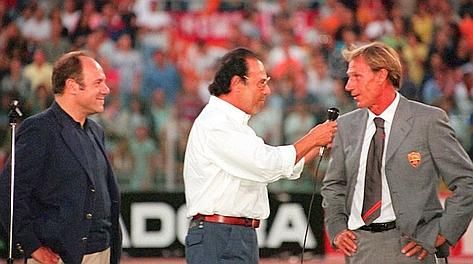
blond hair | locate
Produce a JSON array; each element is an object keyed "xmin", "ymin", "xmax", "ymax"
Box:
[{"xmin": 343, "ymin": 42, "xmax": 402, "ymax": 88}]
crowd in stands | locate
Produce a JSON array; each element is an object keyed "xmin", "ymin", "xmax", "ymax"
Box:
[{"xmin": 0, "ymin": 0, "xmax": 472, "ymax": 192}]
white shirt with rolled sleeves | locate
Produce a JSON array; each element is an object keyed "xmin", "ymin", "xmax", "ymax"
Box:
[{"xmin": 184, "ymin": 96, "xmax": 304, "ymax": 220}]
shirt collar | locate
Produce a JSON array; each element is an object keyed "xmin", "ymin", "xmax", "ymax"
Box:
[
  {"xmin": 367, "ymin": 92, "xmax": 400, "ymax": 125},
  {"xmin": 52, "ymin": 101, "xmax": 88, "ymax": 129},
  {"xmin": 209, "ymin": 96, "xmax": 251, "ymax": 124}
]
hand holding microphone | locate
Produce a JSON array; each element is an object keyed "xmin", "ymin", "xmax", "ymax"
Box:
[
  {"xmin": 319, "ymin": 107, "xmax": 339, "ymax": 156},
  {"xmin": 293, "ymin": 107, "xmax": 338, "ymax": 163}
]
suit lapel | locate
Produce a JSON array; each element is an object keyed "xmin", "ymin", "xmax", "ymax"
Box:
[
  {"xmin": 347, "ymin": 110, "xmax": 369, "ymax": 180},
  {"xmin": 344, "ymin": 110, "xmax": 369, "ymax": 211},
  {"xmin": 386, "ymin": 96, "xmax": 413, "ymax": 163},
  {"xmin": 52, "ymin": 103, "xmax": 95, "ymax": 185}
]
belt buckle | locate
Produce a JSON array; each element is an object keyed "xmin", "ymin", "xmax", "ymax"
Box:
[{"xmin": 248, "ymin": 219, "xmax": 259, "ymax": 228}]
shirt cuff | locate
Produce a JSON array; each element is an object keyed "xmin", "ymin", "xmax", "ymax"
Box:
[{"xmin": 282, "ymin": 145, "xmax": 303, "ymax": 180}]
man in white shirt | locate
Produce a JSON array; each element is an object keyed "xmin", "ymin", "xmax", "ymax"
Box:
[
  {"xmin": 183, "ymin": 48, "xmax": 337, "ymax": 264},
  {"xmin": 321, "ymin": 42, "xmax": 473, "ymax": 263}
]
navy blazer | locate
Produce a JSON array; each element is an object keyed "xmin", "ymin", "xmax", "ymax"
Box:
[{"xmin": 0, "ymin": 102, "xmax": 121, "ymax": 264}]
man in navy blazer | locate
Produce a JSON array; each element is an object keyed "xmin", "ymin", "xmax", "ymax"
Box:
[{"xmin": 0, "ymin": 51, "xmax": 121, "ymax": 264}]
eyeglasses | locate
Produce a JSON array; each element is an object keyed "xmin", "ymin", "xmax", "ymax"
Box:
[{"xmin": 242, "ymin": 75, "xmax": 271, "ymax": 88}]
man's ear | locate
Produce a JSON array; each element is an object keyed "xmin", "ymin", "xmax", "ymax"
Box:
[
  {"xmin": 230, "ymin": 75, "xmax": 243, "ymax": 93},
  {"xmin": 65, "ymin": 79, "xmax": 79, "ymax": 95},
  {"xmin": 377, "ymin": 69, "xmax": 389, "ymax": 83}
]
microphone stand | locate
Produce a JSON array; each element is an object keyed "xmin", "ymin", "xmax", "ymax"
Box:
[{"xmin": 7, "ymin": 100, "xmax": 23, "ymax": 264}]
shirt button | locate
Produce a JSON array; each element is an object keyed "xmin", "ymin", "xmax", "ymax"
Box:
[
  {"xmin": 82, "ymin": 237, "xmax": 88, "ymax": 243},
  {"xmin": 86, "ymin": 213, "xmax": 93, "ymax": 219},
  {"xmin": 90, "ymin": 189, "xmax": 96, "ymax": 193}
]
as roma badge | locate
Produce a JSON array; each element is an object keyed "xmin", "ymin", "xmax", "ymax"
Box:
[{"xmin": 407, "ymin": 152, "xmax": 421, "ymax": 168}]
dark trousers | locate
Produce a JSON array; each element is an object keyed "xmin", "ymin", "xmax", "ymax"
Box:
[{"xmin": 185, "ymin": 219, "xmax": 259, "ymax": 264}]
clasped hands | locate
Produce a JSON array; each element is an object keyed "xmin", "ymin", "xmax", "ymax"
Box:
[{"xmin": 334, "ymin": 229, "xmax": 447, "ymax": 260}]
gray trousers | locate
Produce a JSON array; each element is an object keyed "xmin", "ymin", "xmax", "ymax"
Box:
[
  {"xmin": 185, "ymin": 219, "xmax": 259, "ymax": 264},
  {"xmin": 346, "ymin": 228, "xmax": 436, "ymax": 264}
]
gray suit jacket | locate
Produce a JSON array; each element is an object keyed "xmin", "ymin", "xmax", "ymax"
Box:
[{"xmin": 321, "ymin": 95, "xmax": 473, "ymax": 254}]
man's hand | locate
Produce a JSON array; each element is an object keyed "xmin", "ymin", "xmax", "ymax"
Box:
[
  {"xmin": 435, "ymin": 234, "xmax": 447, "ymax": 247},
  {"xmin": 309, "ymin": 121, "xmax": 337, "ymax": 147},
  {"xmin": 401, "ymin": 235, "xmax": 446, "ymax": 260},
  {"xmin": 334, "ymin": 229, "xmax": 357, "ymax": 256},
  {"xmin": 31, "ymin": 246, "xmax": 60, "ymax": 264},
  {"xmin": 401, "ymin": 240, "xmax": 429, "ymax": 260}
]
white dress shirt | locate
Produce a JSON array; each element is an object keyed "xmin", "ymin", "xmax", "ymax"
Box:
[
  {"xmin": 184, "ymin": 96, "xmax": 304, "ymax": 219},
  {"xmin": 348, "ymin": 93, "xmax": 400, "ymax": 230}
]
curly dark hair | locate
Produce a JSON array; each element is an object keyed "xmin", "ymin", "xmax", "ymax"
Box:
[
  {"xmin": 52, "ymin": 50, "xmax": 91, "ymax": 94},
  {"xmin": 208, "ymin": 48, "xmax": 261, "ymax": 96}
]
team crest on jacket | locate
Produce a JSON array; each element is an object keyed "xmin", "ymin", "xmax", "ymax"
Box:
[{"xmin": 407, "ymin": 151, "xmax": 421, "ymax": 168}]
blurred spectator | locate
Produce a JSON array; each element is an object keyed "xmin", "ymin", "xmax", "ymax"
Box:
[
  {"xmin": 20, "ymin": 4, "xmax": 51, "ymax": 44},
  {"xmin": 239, "ymin": 9, "xmax": 262, "ymax": 40},
  {"xmin": 454, "ymin": 63, "xmax": 473, "ymax": 120},
  {"xmin": 148, "ymin": 89, "xmax": 171, "ymax": 146},
  {"xmin": 306, "ymin": 51, "xmax": 336, "ymax": 109},
  {"xmin": 0, "ymin": 57, "xmax": 31, "ymax": 101},
  {"xmin": 128, "ymin": 122, "xmax": 158, "ymax": 191},
  {"xmin": 398, "ymin": 56, "xmax": 419, "ymax": 101},
  {"xmin": 114, "ymin": 96, "xmax": 148, "ymax": 138},
  {"xmin": 22, "ymin": 48, "xmax": 52, "ymax": 92},
  {"xmin": 0, "ymin": 1, "xmax": 14, "ymax": 28},
  {"xmin": 268, "ymin": 31, "xmax": 307, "ymax": 70},
  {"xmin": 1, "ymin": 22, "xmax": 29, "ymax": 64},
  {"xmin": 93, "ymin": 95, "xmax": 122, "ymax": 140},
  {"xmin": 84, "ymin": 27, "xmax": 116, "ymax": 60},
  {"xmin": 81, "ymin": 0, "xmax": 104, "ymax": 30},
  {"xmin": 61, "ymin": 0, "xmax": 81, "ymax": 34},
  {"xmin": 109, "ymin": 137, "xmax": 134, "ymax": 188},
  {"xmin": 249, "ymin": 96, "xmax": 284, "ymax": 146},
  {"xmin": 141, "ymin": 48, "xmax": 181, "ymax": 104},
  {"xmin": 364, "ymin": 4, "xmax": 393, "ymax": 40},
  {"xmin": 402, "ymin": 30, "xmax": 428, "ymax": 87},
  {"xmin": 182, "ymin": 40, "xmax": 227, "ymax": 77},
  {"xmin": 69, "ymin": 7, "xmax": 93, "ymax": 47},
  {"xmin": 283, "ymin": 99, "xmax": 316, "ymax": 144},
  {"xmin": 110, "ymin": 33, "xmax": 142, "ymax": 108},
  {"xmin": 28, "ymin": 83, "xmax": 53, "ymax": 114},
  {"xmin": 40, "ymin": 13, "xmax": 72, "ymax": 63},
  {"xmin": 174, "ymin": 75, "xmax": 205, "ymax": 163},
  {"xmin": 421, "ymin": 64, "xmax": 457, "ymax": 106},
  {"xmin": 381, "ymin": 11, "xmax": 408, "ymax": 51},
  {"xmin": 445, "ymin": 34, "xmax": 471, "ymax": 68},
  {"xmin": 411, "ymin": 1, "xmax": 434, "ymax": 44},
  {"xmin": 0, "ymin": 92, "xmax": 14, "ymax": 154},
  {"xmin": 328, "ymin": 26, "xmax": 359, "ymax": 80},
  {"xmin": 100, "ymin": 2, "xmax": 126, "ymax": 42},
  {"xmin": 469, "ymin": 112, "xmax": 473, "ymax": 159},
  {"xmin": 134, "ymin": 0, "xmax": 171, "ymax": 55}
]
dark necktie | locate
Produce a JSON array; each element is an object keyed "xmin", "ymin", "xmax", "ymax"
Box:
[{"xmin": 362, "ymin": 117, "xmax": 385, "ymax": 225}]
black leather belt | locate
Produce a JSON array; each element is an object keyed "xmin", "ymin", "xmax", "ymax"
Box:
[{"xmin": 359, "ymin": 221, "xmax": 396, "ymax": 232}]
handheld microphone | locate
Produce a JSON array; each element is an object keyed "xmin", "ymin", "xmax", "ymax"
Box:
[{"xmin": 319, "ymin": 107, "xmax": 340, "ymax": 156}]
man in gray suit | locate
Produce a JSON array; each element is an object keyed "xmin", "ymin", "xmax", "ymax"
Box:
[{"xmin": 321, "ymin": 42, "xmax": 473, "ymax": 263}]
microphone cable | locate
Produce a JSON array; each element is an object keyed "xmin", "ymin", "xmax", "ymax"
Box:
[
  {"xmin": 300, "ymin": 151, "xmax": 325, "ymax": 264},
  {"xmin": 300, "ymin": 107, "xmax": 338, "ymax": 263}
]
